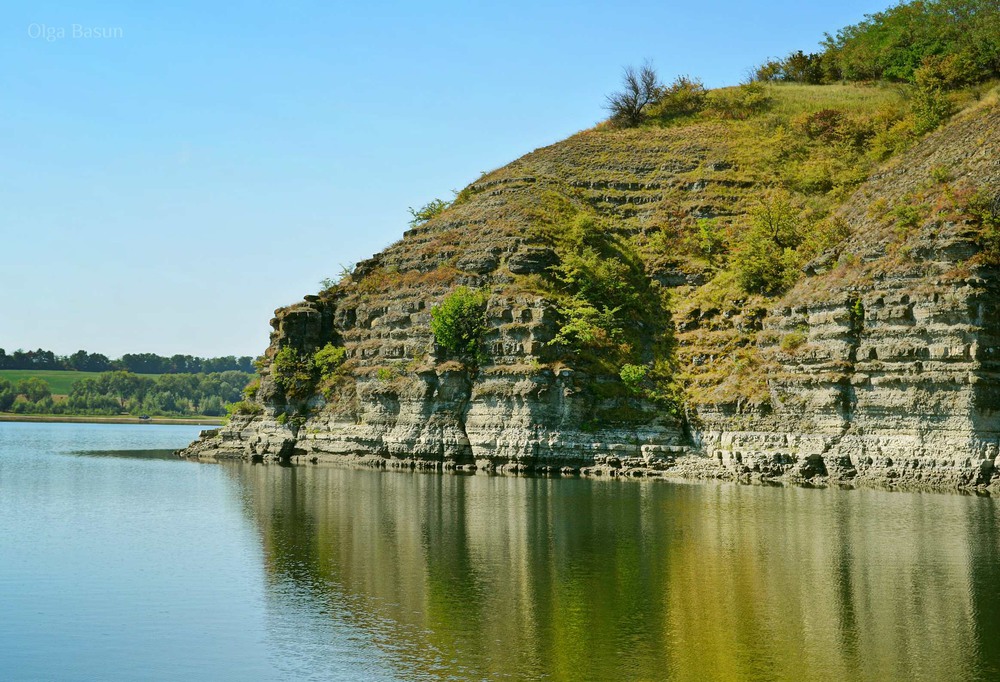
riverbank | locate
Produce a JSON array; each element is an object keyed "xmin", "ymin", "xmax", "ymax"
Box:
[
  {"xmin": 182, "ymin": 444, "xmax": 1000, "ymax": 495},
  {"xmin": 0, "ymin": 414, "xmax": 224, "ymax": 426}
]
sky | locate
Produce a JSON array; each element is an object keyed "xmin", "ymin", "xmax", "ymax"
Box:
[{"xmin": 0, "ymin": 0, "xmax": 891, "ymax": 359}]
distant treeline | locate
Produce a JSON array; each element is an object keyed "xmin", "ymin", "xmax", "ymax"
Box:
[
  {"xmin": 0, "ymin": 370, "xmax": 253, "ymax": 417},
  {"xmin": 0, "ymin": 348, "xmax": 255, "ymax": 374}
]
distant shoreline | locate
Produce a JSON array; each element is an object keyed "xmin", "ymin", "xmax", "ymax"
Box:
[{"xmin": 0, "ymin": 414, "xmax": 224, "ymax": 426}]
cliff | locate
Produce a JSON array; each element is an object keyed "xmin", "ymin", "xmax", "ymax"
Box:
[{"xmin": 183, "ymin": 84, "xmax": 1000, "ymax": 491}]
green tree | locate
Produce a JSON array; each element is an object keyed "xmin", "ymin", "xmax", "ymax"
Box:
[
  {"xmin": 819, "ymin": 0, "xmax": 1000, "ymax": 84},
  {"xmin": 732, "ymin": 195, "xmax": 802, "ymax": 295},
  {"xmin": 0, "ymin": 378, "xmax": 16, "ymax": 411},
  {"xmin": 912, "ymin": 56, "xmax": 956, "ymax": 133},
  {"xmin": 16, "ymin": 377, "xmax": 51, "ymax": 402},
  {"xmin": 201, "ymin": 395, "xmax": 225, "ymax": 416},
  {"xmin": 104, "ymin": 371, "xmax": 151, "ymax": 411},
  {"xmin": 606, "ymin": 62, "xmax": 662, "ymax": 128},
  {"xmin": 430, "ymin": 287, "xmax": 489, "ymax": 358}
]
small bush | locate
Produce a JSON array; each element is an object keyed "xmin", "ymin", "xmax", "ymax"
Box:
[
  {"xmin": 797, "ymin": 109, "xmax": 843, "ymax": 142},
  {"xmin": 965, "ymin": 191, "xmax": 1000, "ymax": 262},
  {"xmin": 551, "ymin": 303, "xmax": 619, "ymax": 348},
  {"xmin": 851, "ymin": 298, "xmax": 865, "ymax": 323},
  {"xmin": 930, "ymin": 165, "xmax": 952, "ymax": 184},
  {"xmin": 242, "ymin": 378, "xmax": 260, "ymax": 401},
  {"xmin": 649, "ymin": 76, "xmax": 707, "ymax": 121},
  {"xmin": 787, "ymin": 157, "xmax": 835, "ymax": 195},
  {"xmin": 226, "ymin": 400, "xmax": 263, "ymax": 417},
  {"xmin": 430, "ymin": 287, "xmax": 489, "ymax": 358},
  {"xmin": 733, "ymin": 237, "xmax": 799, "ymax": 296},
  {"xmin": 314, "ymin": 343, "xmax": 347, "ymax": 377},
  {"xmin": 705, "ymin": 83, "xmax": 770, "ymax": 120},
  {"xmin": 696, "ymin": 218, "xmax": 725, "ymax": 260},
  {"xmin": 408, "ymin": 198, "xmax": 451, "ymax": 227},
  {"xmin": 619, "ymin": 364, "xmax": 648, "ymax": 394},
  {"xmin": 912, "ymin": 57, "xmax": 956, "ymax": 134},
  {"xmin": 271, "ymin": 346, "xmax": 316, "ymax": 401},
  {"xmin": 867, "ymin": 115, "xmax": 917, "ymax": 162},
  {"xmin": 780, "ymin": 331, "xmax": 808, "ymax": 352},
  {"xmin": 892, "ymin": 202, "xmax": 923, "ymax": 229}
]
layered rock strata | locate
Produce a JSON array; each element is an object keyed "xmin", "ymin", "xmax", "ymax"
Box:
[{"xmin": 183, "ymin": 100, "xmax": 1000, "ymax": 491}]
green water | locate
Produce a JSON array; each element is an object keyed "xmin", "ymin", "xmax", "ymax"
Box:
[{"xmin": 3, "ymin": 422, "xmax": 1000, "ymax": 680}]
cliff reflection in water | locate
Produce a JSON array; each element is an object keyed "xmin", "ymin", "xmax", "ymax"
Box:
[{"xmin": 225, "ymin": 463, "xmax": 1000, "ymax": 681}]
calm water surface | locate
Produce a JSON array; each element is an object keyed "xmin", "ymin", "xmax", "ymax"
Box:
[{"xmin": 2, "ymin": 422, "xmax": 1000, "ymax": 681}]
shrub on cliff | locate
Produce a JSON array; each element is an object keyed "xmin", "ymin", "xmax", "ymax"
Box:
[
  {"xmin": 548, "ymin": 214, "xmax": 645, "ymax": 350},
  {"xmin": 606, "ymin": 62, "xmax": 662, "ymax": 128},
  {"xmin": 225, "ymin": 400, "xmax": 263, "ymax": 418},
  {"xmin": 731, "ymin": 194, "xmax": 802, "ymax": 295},
  {"xmin": 648, "ymin": 76, "xmax": 707, "ymax": 122},
  {"xmin": 966, "ymin": 190, "xmax": 1000, "ymax": 263},
  {"xmin": 271, "ymin": 347, "xmax": 317, "ymax": 401},
  {"xmin": 619, "ymin": 364, "xmax": 648, "ymax": 394},
  {"xmin": 314, "ymin": 343, "xmax": 347, "ymax": 377},
  {"xmin": 431, "ymin": 287, "xmax": 488, "ymax": 359},
  {"xmin": 911, "ymin": 56, "xmax": 957, "ymax": 133},
  {"xmin": 242, "ymin": 377, "xmax": 260, "ymax": 401},
  {"xmin": 268, "ymin": 343, "xmax": 348, "ymax": 402},
  {"xmin": 408, "ymin": 198, "xmax": 451, "ymax": 227}
]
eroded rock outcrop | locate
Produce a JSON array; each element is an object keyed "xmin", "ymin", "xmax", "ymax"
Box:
[{"xmin": 183, "ymin": 97, "xmax": 1000, "ymax": 491}]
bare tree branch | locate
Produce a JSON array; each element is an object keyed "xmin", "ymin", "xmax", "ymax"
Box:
[{"xmin": 606, "ymin": 61, "xmax": 662, "ymax": 127}]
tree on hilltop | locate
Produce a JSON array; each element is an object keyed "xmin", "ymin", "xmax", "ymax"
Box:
[{"xmin": 606, "ymin": 62, "xmax": 662, "ymax": 128}]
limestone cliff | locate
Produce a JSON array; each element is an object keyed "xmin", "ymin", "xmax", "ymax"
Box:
[{"xmin": 183, "ymin": 88, "xmax": 1000, "ymax": 491}]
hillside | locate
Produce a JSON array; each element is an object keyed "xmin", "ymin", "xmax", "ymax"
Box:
[
  {"xmin": 184, "ymin": 78, "xmax": 1000, "ymax": 483},
  {"xmin": 183, "ymin": 2, "xmax": 1000, "ymax": 490}
]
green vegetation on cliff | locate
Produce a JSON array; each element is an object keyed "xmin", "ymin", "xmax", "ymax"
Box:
[
  {"xmin": 267, "ymin": 343, "xmax": 348, "ymax": 406},
  {"xmin": 430, "ymin": 287, "xmax": 488, "ymax": 360}
]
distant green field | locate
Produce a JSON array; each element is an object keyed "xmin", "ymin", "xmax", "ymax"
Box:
[{"xmin": 0, "ymin": 369, "xmax": 161, "ymax": 396}]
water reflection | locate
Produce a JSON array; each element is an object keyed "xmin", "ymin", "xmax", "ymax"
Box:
[{"xmin": 226, "ymin": 464, "xmax": 1000, "ymax": 681}]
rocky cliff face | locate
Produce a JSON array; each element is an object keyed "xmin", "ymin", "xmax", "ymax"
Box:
[
  {"xmin": 183, "ymin": 93, "xmax": 1000, "ymax": 491},
  {"xmin": 695, "ymin": 103, "xmax": 1000, "ymax": 488}
]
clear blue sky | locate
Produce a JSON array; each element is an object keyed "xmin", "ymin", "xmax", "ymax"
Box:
[{"xmin": 0, "ymin": 0, "xmax": 889, "ymax": 359}]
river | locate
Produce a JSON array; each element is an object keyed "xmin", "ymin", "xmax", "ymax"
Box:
[{"xmin": 2, "ymin": 421, "xmax": 999, "ymax": 681}]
